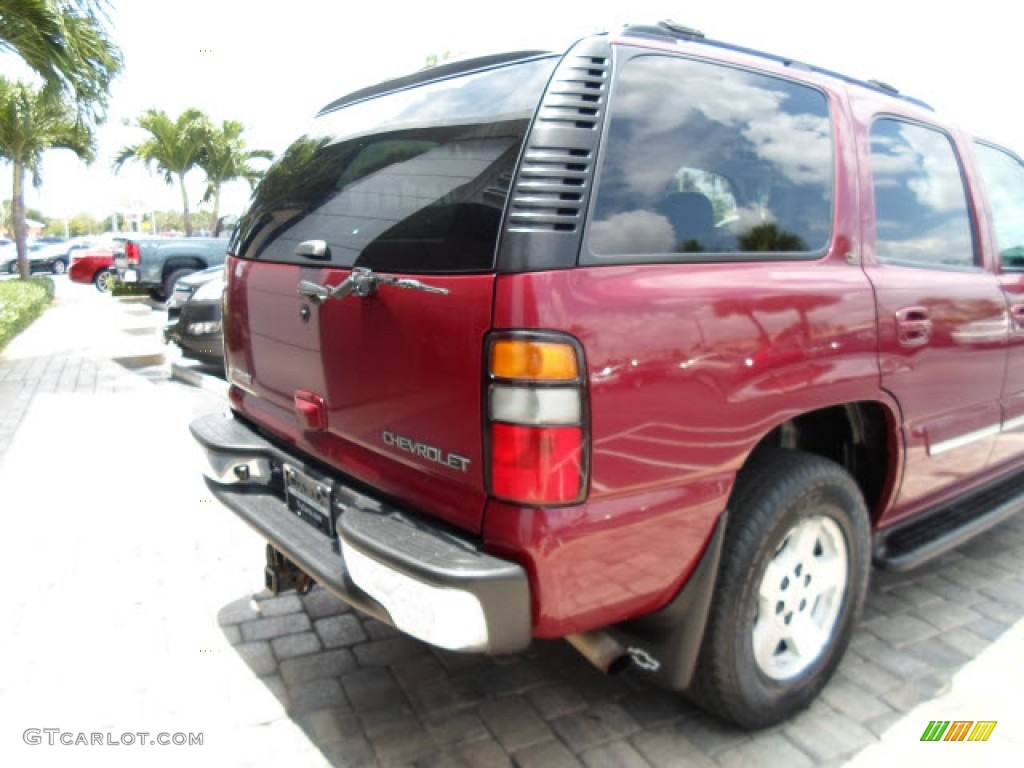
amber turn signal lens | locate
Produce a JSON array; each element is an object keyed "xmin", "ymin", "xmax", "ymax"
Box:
[{"xmin": 491, "ymin": 340, "xmax": 578, "ymax": 381}]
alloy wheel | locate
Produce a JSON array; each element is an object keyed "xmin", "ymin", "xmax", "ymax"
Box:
[{"xmin": 752, "ymin": 515, "xmax": 848, "ymax": 680}]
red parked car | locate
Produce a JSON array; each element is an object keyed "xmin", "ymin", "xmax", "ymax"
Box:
[
  {"xmin": 191, "ymin": 22, "xmax": 1024, "ymax": 727},
  {"xmin": 69, "ymin": 242, "xmax": 115, "ymax": 292}
]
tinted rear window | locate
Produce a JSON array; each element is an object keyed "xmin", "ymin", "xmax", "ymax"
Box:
[
  {"xmin": 585, "ymin": 54, "xmax": 834, "ymax": 263},
  {"xmin": 233, "ymin": 57, "xmax": 558, "ymax": 273}
]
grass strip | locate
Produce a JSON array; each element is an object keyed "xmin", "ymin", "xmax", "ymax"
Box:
[{"xmin": 0, "ymin": 277, "xmax": 55, "ymax": 353}]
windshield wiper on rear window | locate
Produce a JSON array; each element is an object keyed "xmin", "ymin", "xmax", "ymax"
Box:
[{"xmin": 297, "ymin": 267, "xmax": 449, "ymax": 304}]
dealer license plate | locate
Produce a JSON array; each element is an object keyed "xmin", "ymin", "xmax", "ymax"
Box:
[{"xmin": 283, "ymin": 464, "xmax": 334, "ymax": 536}]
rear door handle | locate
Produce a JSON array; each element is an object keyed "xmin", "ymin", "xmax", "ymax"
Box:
[
  {"xmin": 1010, "ymin": 304, "xmax": 1024, "ymax": 332},
  {"xmin": 895, "ymin": 306, "xmax": 932, "ymax": 347},
  {"xmin": 297, "ymin": 280, "xmax": 330, "ymax": 303}
]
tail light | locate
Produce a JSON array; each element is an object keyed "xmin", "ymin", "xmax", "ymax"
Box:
[
  {"xmin": 486, "ymin": 333, "xmax": 588, "ymax": 505},
  {"xmin": 125, "ymin": 242, "xmax": 141, "ymax": 265}
]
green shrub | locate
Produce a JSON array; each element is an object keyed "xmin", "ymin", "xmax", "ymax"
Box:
[
  {"xmin": 111, "ymin": 280, "xmax": 149, "ymax": 297},
  {"xmin": 0, "ymin": 277, "xmax": 55, "ymax": 352}
]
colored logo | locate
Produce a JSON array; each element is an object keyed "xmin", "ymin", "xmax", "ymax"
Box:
[{"xmin": 920, "ymin": 720, "xmax": 997, "ymax": 742}]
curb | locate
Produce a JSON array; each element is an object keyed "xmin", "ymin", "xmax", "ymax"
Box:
[{"xmin": 171, "ymin": 360, "xmax": 229, "ymax": 396}]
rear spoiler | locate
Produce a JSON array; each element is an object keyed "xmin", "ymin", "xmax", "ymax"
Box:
[{"xmin": 317, "ymin": 51, "xmax": 557, "ymax": 116}]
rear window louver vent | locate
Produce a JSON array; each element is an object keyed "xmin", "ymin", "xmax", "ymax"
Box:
[
  {"xmin": 507, "ymin": 54, "xmax": 609, "ymax": 234},
  {"xmin": 509, "ymin": 147, "xmax": 592, "ymax": 233},
  {"xmin": 536, "ymin": 57, "xmax": 608, "ymax": 130}
]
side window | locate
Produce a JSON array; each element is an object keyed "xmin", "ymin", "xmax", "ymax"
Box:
[
  {"xmin": 870, "ymin": 119, "xmax": 975, "ymax": 268},
  {"xmin": 974, "ymin": 142, "xmax": 1024, "ymax": 269},
  {"xmin": 586, "ymin": 55, "xmax": 834, "ymax": 262}
]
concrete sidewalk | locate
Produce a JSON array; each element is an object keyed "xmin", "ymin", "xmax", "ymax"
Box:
[
  {"xmin": 1, "ymin": 278, "xmax": 1022, "ymax": 767},
  {"xmin": 0, "ymin": 280, "xmax": 321, "ymax": 766}
]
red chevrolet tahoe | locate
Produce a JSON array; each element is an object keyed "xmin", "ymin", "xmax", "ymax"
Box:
[{"xmin": 191, "ymin": 22, "xmax": 1024, "ymax": 726}]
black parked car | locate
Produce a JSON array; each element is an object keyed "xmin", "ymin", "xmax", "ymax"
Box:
[
  {"xmin": 163, "ymin": 266, "xmax": 225, "ymax": 370},
  {"xmin": 1, "ymin": 242, "xmax": 45, "ymax": 273},
  {"xmin": 2, "ymin": 239, "xmax": 93, "ymax": 275}
]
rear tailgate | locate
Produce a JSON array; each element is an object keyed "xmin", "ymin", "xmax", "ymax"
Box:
[
  {"xmin": 226, "ymin": 259, "xmax": 493, "ymax": 532},
  {"xmin": 222, "ymin": 55, "xmax": 560, "ymax": 534}
]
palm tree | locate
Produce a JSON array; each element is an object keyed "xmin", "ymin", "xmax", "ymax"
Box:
[
  {"xmin": 197, "ymin": 120, "xmax": 272, "ymax": 227},
  {"xmin": 0, "ymin": 77, "xmax": 94, "ymax": 279},
  {"xmin": 0, "ymin": 1, "xmax": 121, "ymax": 125},
  {"xmin": 114, "ymin": 109, "xmax": 210, "ymax": 236}
]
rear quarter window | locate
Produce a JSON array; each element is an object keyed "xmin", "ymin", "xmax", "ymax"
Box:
[{"xmin": 584, "ymin": 53, "xmax": 834, "ymax": 263}]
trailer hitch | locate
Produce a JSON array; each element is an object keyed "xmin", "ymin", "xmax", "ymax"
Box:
[{"xmin": 264, "ymin": 545, "xmax": 315, "ymax": 595}]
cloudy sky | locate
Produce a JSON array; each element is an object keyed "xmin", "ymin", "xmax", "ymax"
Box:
[{"xmin": 2, "ymin": 0, "xmax": 1021, "ymax": 224}]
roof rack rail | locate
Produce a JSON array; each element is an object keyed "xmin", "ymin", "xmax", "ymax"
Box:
[
  {"xmin": 317, "ymin": 51, "xmax": 556, "ymax": 116},
  {"xmin": 659, "ymin": 20, "xmax": 705, "ymax": 39},
  {"xmin": 867, "ymin": 79, "xmax": 899, "ymax": 94},
  {"xmin": 620, "ymin": 21, "xmax": 934, "ymax": 112}
]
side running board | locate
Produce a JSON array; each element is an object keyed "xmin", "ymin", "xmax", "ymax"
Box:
[{"xmin": 873, "ymin": 470, "xmax": 1024, "ymax": 571}]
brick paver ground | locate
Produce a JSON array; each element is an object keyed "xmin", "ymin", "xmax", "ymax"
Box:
[{"xmin": 2, "ymin": 277, "xmax": 1021, "ymax": 767}]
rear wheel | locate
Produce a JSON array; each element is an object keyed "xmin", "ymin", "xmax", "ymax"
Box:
[
  {"xmin": 94, "ymin": 268, "xmax": 115, "ymax": 293},
  {"xmin": 162, "ymin": 268, "xmax": 195, "ymax": 302},
  {"xmin": 689, "ymin": 448, "xmax": 870, "ymax": 728},
  {"xmin": 51, "ymin": 258, "xmax": 67, "ymax": 275}
]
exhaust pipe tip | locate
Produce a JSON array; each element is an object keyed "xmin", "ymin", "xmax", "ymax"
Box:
[
  {"xmin": 566, "ymin": 630, "xmax": 632, "ymax": 675},
  {"xmin": 605, "ymin": 652, "xmax": 632, "ymax": 676}
]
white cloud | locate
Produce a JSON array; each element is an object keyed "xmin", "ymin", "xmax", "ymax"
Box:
[{"xmin": 590, "ymin": 209, "xmax": 676, "ymax": 254}]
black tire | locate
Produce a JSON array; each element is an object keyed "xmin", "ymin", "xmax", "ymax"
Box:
[
  {"xmin": 689, "ymin": 448, "xmax": 870, "ymax": 728},
  {"xmin": 162, "ymin": 268, "xmax": 195, "ymax": 302},
  {"xmin": 94, "ymin": 268, "xmax": 115, "ymax": 293},
  {"xmin": 51, "ymin": 258, "xmax": 67, "ymax": 275}
]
